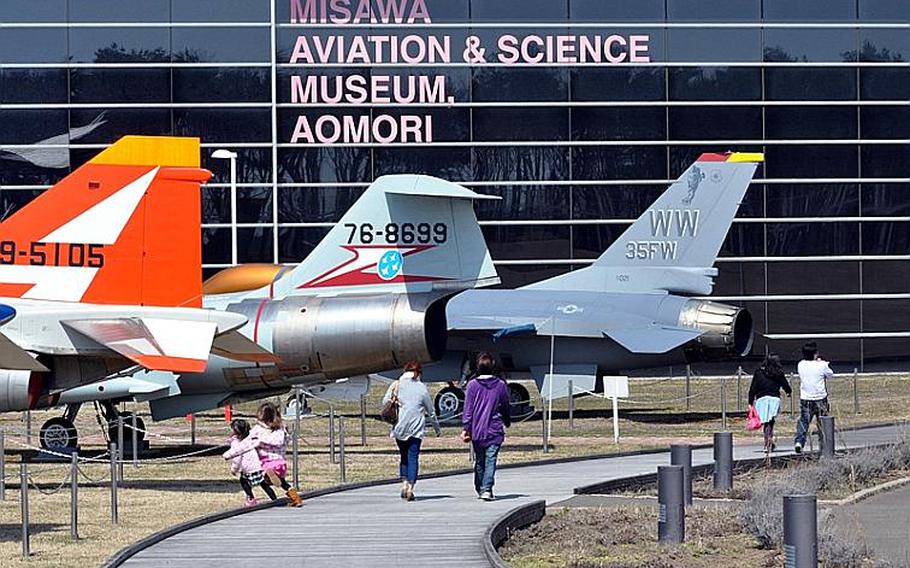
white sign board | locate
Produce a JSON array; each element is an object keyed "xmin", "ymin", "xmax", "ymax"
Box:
[
  {"xmin": 540, "ymin": 373, "xmax": 596, "ymax": 401},
  {"xmin": 603, "ymin": 376, "xmax": 630, "ymax": 399}
]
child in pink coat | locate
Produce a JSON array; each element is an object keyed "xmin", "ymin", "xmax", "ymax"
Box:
[{"xmin": 223, "ymin": 419, "xmax": 277, "ymax": 507}]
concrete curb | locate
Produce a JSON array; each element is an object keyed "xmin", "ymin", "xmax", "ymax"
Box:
[
  {"xmin": 483, "ymin": 500, "xmax": 546, "ymax": 568},
  {"xmin": 821, "ymin": 475, "xmax": 910, "ymax": 507}
]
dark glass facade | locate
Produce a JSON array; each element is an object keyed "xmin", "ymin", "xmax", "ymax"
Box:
[{"xmin": 1, "ymin": 0, "xmax": 908, "ymax": 368}]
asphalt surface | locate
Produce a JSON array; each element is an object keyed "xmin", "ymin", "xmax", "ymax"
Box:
[{"xmin": 853, "ymin": 481, "xmax": 910, "ymax": 566}]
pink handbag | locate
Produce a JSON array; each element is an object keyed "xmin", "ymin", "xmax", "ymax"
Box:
[{"xmin": 746, "ymin": 405, "xmax": 762, "ymax": 431}]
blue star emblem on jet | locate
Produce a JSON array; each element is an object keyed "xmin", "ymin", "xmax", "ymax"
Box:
[{"xmin": 377, "ymin": 250, "xmax": 404, "ymax": 281}]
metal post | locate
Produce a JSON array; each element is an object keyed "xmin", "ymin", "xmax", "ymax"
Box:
[
  {"xmin": 131, "ymin": 412, "xmax": 138, "ymax": 468},
  {"xmin": 116, "ymin": 415, "xmax": 124, "ymax": 481},
  {"xmin": 685, "ymin": 364, "xmax": 691, "ymax": 412},
  {"xmin": 190, "ymin": 414, "xmax": 196, "ymax": 446},
  {"xmin": 293, "ymin": 386, "xmax": 301, "ymax": 488},
  {"xmin": 853, "ymin": 368, "xmax": 860, "ymax": 415},
  {"xmin": 20, "ymin": 462, "xmax": 30, "ymax": 558},
  {"xmin": 25, "ymin": 410, "xmax": 32, "ymax": 446},
  {"xmin": 721, "ymin": 376, "xmax": 728, "ymax": 430},
  {"xmin": 783, "ymin": 494, "xmax": 817, "ymax": 568},
  {"xmin": 567, "ymin": 379, "xmax": 574, "ymax": 429},
  {"xmin": 70, "ymin": 452, "xmax": 79, "ymax": 540},
  {"xmin": 713, "ymin": 432, "xmax": 733, "ymax": 492},
  {"xmin": 670, "ymin": 444, "xmax": 693, "ymax": 506},
  {"xmin": 329, "ymin": 408, "xmax": 336, "ymax": 464},
  {"xmin": 360, "ymin": 394, "xmax": 367, "ymax": 446},
  {"xmin": 819, "ymin": 416, "xmax": 835, "ymax": 459},
  {"xmin": 789, "ymin": 375, "xmax": 796, "ymax": 415},
  {"xmin": 0, "ymin": 430, "xmax": 5, "ymax": 501},
  {"xmin": 611, "ymin": 395, "xmax": 620, "ymax": 444},
  {"xmin": 657, "ymin": 465, "xmax": 685, "ymax": 544},
  {"xmin": 736, "ymin": 366, "xmax": 743, "ymax": 412},
  {"xmin": 541, "ymin": 399, "xmax": 549, "ymax": 453},
  {"xmin": 339, "ymin": 417, "xmax": 346, "ymax": 483},
  {"xmin": 109, "ymin": 443, "xmax": 119, "ymax": 525}
]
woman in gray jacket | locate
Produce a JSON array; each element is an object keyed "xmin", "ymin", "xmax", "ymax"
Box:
[{"xmin": 382, "ymin": 361, "xmax": 441, "ymax": 501}]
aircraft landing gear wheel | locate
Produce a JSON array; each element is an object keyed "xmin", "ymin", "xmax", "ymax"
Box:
[
  {"xmin": 507, "ymin": 383, "xmax": 532, "ymax": 417},
  {"xmin": 435, "ymin": 386, "xmax": 465, "ymax": 421},
  {"xmin": 107, "ymin": 412, "xmax": 146, "ymax": 446},
  {"xmin": 40, "ymin": 417, "xmax": 78, "ymax": 450}
]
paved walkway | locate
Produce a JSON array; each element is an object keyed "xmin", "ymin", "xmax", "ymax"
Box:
[
  {"xmin": 121, "ymin": 424, "xmax": 903, "ymax": 568},
  {"xmin": 853, "ymin": 480, "xmax": 910, "ymax": 566}
]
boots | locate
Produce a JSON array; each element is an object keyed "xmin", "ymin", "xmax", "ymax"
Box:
[{"xmin": 286, "ymin": 487, "xmax": 303, "ymax": 507}]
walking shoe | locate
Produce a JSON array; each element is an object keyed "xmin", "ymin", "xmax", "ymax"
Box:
[
  {"xmin": 794, "ymin": 442, "xmax": 803, "ymax": 454},
  {"xmin": 244, "ymin": 498, "xmax": 258, "ymax": 508},
  {"xmin": 480, "ymin": 491, "xmax": 495, "ymax": 501},
  {"xmin": 400, "ymin": 488, "xmax": 408, "ymax": 499},
  {"xmin": 406, "ymin": 490, "xmax": 415, "ymax": 502},
  {"xmin": 286, "ymin": 488, "xmax": 304, "ymax": 507}
]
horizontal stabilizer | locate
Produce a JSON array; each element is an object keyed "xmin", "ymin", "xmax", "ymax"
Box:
[
  {"xmin": 62, "ymin": 317, "xmax": 217, "ymax": 373},
  {"xmin": 211, "ymin": 329, "xmax": 280, "ymax": 363},
  {"xmin": 0, "ymin": 333, "xmax": 49, "ymax": 371},
  {"xmin": 607, "ymin": 325, "xmax": 703, "ymax": 354}
]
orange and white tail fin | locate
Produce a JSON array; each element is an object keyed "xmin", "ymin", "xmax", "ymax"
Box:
[{"xmin": 0, "ymin": 136, "xmax": 210, "ymax": 307}]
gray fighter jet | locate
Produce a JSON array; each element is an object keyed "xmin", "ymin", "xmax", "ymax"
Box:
[{"xmin": 421, "ymin": 152, "xmax": 764, "ymax": 416}]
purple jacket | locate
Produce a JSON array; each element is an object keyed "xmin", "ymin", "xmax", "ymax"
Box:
[{"xmin": 462, "ymin": 375, "xmax": 511, "ymax": 447}]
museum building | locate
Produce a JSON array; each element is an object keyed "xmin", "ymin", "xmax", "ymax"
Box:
[{"xmin": 0, "ymin": 0, "xmax": 907, "ymax": 368}]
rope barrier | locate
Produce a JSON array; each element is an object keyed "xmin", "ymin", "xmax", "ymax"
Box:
[{"xmin": 27, "ymin": 472, "xmax": 71, "ymax": 495}]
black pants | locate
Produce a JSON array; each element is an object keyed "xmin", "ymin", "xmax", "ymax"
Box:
[{"xmin": 240, "ymin": 476, "xmax": 278, "ymax": 500}]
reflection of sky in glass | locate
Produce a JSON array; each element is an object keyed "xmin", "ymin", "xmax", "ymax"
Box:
[{"xmin": 764, "ymin": 29, "xmax": 858, "ymax": 63}]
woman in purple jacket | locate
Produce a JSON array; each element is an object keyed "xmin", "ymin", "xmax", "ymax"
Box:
[{"xmin": 461, "ymin": 352, "xmax": 511, "ymax": 501}]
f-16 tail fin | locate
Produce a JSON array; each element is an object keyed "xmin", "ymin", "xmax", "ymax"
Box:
[
  {"xmin": 268, "ymin": 175, "xmax": 500, "ymax": 298},
  {"xmin": 527, "ymin": 153, "xmax": 762, "ymax": 296},
  {"xmin": 0, "ymin": 136, "xmax": 211, "ymax": 307}
]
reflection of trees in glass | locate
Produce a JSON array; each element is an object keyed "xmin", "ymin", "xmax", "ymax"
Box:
[
  {"xmin": 93, "ymin": 43, "xmax": 203, "ymax": 63},
  {"xmin": 473, "ymin": 147, "xmax": 567, "ymax": 182},
  {"xmin": 472, "ymin": 68, "xmax": 568, "ymax": 102},
  {"xmin": 762, "ymin": 45, "xmax": 806, "ymax": 63},
  {"xmin": 279, "ymin": 148, "xmax": 370, "ymax": 184},
  {"xmin": 841, "ymin": 41, "xmax": 904, "ymax": 63}
]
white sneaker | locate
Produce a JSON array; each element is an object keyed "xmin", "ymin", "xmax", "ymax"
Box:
[
  {"xmin": 794, "ymin": 443, "xmax": 803, "ymax": 454},
  {"xmin": 480, "ymin": 491, "xmax": 495, "ymax": 501}
]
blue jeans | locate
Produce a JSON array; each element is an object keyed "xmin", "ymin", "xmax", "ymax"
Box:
[
  {"xmin": 795, "ymin": 398, "xmax": 830, "ymax": 447},
  {"xmin": 396, "ymin": 437, "xmax": 422, "ymax": 484},
  {"xmin": 473, "ymin": 443, "xmax": 501, "ymax": 494}
]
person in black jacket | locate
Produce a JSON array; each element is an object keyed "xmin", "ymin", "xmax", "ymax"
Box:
[{"xmin": 748, "ymin": 354, "xmax": 792, "ymax": 452}]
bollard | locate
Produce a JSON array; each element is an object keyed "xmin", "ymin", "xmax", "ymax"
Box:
[
  {"xmin": 783, "ymin": 494, "xmax": 817, "ymax": 568},
  {"xmin": 0, "ymin": 429, "xmax": 5, "ymax": 501},
  {"xmin": 190, "ymin": 414, "xmax": 196, "ymax": 446},
  {"xmin": 116, "ymin": 415, "xmax": 124, "ymax": 481},
  {"xmin": 109, "ymin": 443, "xmax": 119, "ymax": 525},
  {"xmin": 685, "ymin": 365, "xmax": 691, "ymax": 412},
  {"xmin": 657, "ymin": 465, "xmax": 685, "ymax": 544},
  {"xmin": 71, "ymin": 453, "xmax": 79, "ymax": 540},
  {"xmin": 819, "ymin": 416, "xmax": 835, "ymax": 459},
  {"xmin": 853, "ymin": 368, "xmax": 860, "ymax": 415},
  {"xmin": 713, "ymin": 432, "xmax": 733, "ymax": 492},
  {"xmin": 541, "ymin": 401, "xmax": 549, "ymax": 453},
  {"xmin": 360, "ymin": 394, "xmax": 367, "ymax": 446},
  {"xmin": 339, "ymin": 417, "xmax": 347, "ymax": 483},
  {"xmin": 20, "ymin": 462, "xmax": 29, "ymax": 558},
  {"xmin": 293, "ymin": 386, "xmax": 301, "ymax": 488},
  {"xmin": 567, "ymin": 379, "xmax": 574, "ymax": 429},
  {"xmin": 736, "ymin": 366, "xmax": 743, "ymax": 411},
  {"xmin": 670, "ymin": 444, "xmax": 693, "ymax": 506},
  {"xmin": 25, "ymin": 410, "xmax": 32, "ymax": 446},
  {"xmin": 721, "ymin": 376, "xmax": 728, "ymax": 430},
  {"xmin": 329, "ymin": 408, "xmax": 336, "ymax": 464},
  {"xmin": 131, "ymin": 412, "xmax": 138, "ymax": 469}
]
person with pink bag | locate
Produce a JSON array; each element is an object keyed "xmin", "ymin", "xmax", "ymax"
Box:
[{"xmin": 748, "ymin": 354, "xmax": 792, "ymax": 453}]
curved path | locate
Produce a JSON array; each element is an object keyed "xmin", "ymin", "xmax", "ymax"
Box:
[{"xmin": 119, "ymin": 424, "xmax": 902, "ymax": 568}]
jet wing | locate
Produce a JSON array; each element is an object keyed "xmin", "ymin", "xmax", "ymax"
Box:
[
  {"xmin": 606, "ymin": 325, "xmax": 703, "ymax": 354},
  {"xmin": 0, "ymin": 333, "xmax": 49, "ymax": 371},
  {"xmin": 211, "ymin": 330, "xmax": 280, "ymax": 363},
  {"xmin": 62, "ymin": 317, "xmax": 218, "ymax": 373}
]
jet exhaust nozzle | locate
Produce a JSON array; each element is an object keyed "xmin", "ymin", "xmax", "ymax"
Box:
[{"xmin": 678, "ymin": 299, "xmax": 753, "ymax": 359}]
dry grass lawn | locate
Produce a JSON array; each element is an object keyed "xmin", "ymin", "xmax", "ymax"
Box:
[{"xmin": 0, "ymin": 373, "xmax": 907, "ymax": 567}]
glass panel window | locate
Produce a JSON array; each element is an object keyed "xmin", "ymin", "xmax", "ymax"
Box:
[
  {"xmin": 202, "ymin": 228, "xmax": 231, "ymax": 265},
  {"xmin": 766, "ymin": 145, "xmax": 859, "ymax": 179},
  {"xmin": 0, "ymin": 109, "xmax": 68, "ymax": 145},
  {"xmin": 767, "ymin": 261, "xmax": 859, "ymax": 294},
  {"xmin": 859, "ymin": 0, "xmax": 909, "ymax": 21},
  {"xmin": 70, "ymin": 69, "xmax": 170, "ymax": 103},
  {"xmin": 173, "ymin": 0, "xmax": 270, "ymax": 22},
  {"xmin": 763, "ymin": 0, "xmax": 857, "ymax": 21},
  {"xmin": 720, "ymin": 224, "xmax": 765, "ymax": 257},
  {"xmin": 713, "ymin": 262, "xmax": 767, "ymax": 297},
  {"xmin": 0, "ymin": 1, "xmax": 65, "ymax": 22},
  {"xmin": 172, "ymin": 27, "xmax": 271, "ymax": 63},
  {"xmin": 237, "ymin": 227, "xmax": 274, "ymax": 263},
  {"xmin": 175, "ymin": 108, "xmax": 271, "ymax": 143},
  {"xmin": 572, "ymin": 68, "xmax": 665, "ymax": 102},
  {"xmin": 374, "ymin": 148, "xmax": 472, "ymax": 180},
  {"xmin": 174, "ymin": 68, "xmax": 270, "ymax": 103},
  {"xmin": 474, "ymin": 147, "xmax": 569, "ymax": 181},
  {"xmin": 863, "ymin": 300, "xmax": 910, "ymax": 333},
  {"xmin": 860, "ymin": 68, "xmax": 910, "ymax": 100},
  {"xmin": 667, "ymin": 0, "xmax": 761, "ymax": 21},
  {"xmin": 862, "ymin": 260, "xmax": 909, "ymax": 294},
  {"xmin": 472, "ymin": 0, "xmax": 567, "ymax": 22},
  {"xmin": 570, "ymin": 0, "xmax": 665, "ymax": 21},
  {"xmin": 237, "ymin": 188, "xmax": 273, "ymax": 224},
  {"xmin": 574, "ymin": 146, "xmax": 667, "ymax": 181},
  {"xmin": 278, "ymin": 187, "xmax": 365, "ymax": 224},
  {"xmin": 767, "ymin": 301, "xmax": 860, "ymax": 335},
  {"xmin": 766, "ymin": 184, "xmax": 859, "ymax": 217},
  {"xmin": 204, "ymin": 149, "xmax": 273, "ymax": 184},
  {"xmin": 498, "ymin": 265, "xmax": 573, "ymax": 288},
  {"xmin": 278, "ymin": 227, "xmax": 332, "ymax": 263},
  {"xmin": 861, "ymin": 183, "xmax": 910, "ymax": 216},
  {"xmin": 202, "ymin": 187, "xmax": 230, "ymax": 224},
  {"xmin": 0, "ymin": 190, "xmax": 44, "ymax": 221},
  {"xmin": 69, "ymin": 0, "xmax": 168, "ymax": 22},
  {"xmin": 472, "ymin": 186, "xmax": 570, "ymax": 221},
  {"xmin": 0, "ymin": 29, "xmax": 66, "ymax": 63},
  {"xmin": 69, "ymin": 109, "xmax": 172, "ymax": 143},
  {"xmin": 861, "ymin": 106, "xmax": 910, "ymax": 139},
  {"xmin": 766, "ymin": 106, "xmax": 858, "ymax": 140},
  {"xmin": 861, "ymin": 145, "xmax": 910, "ymax": 178},
  {"xmin": 764, "ymin": 29, "xmax": 858, "ymax": 63},
  {"xmin": 572, "ymin": 107, "xmax": 666, "ymax": 141},
  {"xmin": 474, "ymin": 108, "xmax": 568, "ymax": 141},
  {"xmin": 668, "ymin": 106, "xmax": 762, "ymax": 141},
  {"xmin": 69, "ymin": 27, "xmax": 169, "ymax": 63},
  {"xmin": 766, "ymin": 222, "xmax": 860, "ymax": 256},
  {"xmin": 482, "ymin": 225, "xmax": 571, "ymax": 260},
  {"xmin": 2, "ymin": 70, "xmax": 67, "ymax": 103},
  {"xmin": 278, "ymin": 148, "xmax": 371, "ymax": 183},
  {"xmin": 668, "ymin": 67, "xmax": 762, "ymax": 101},
  {"xmin": 473, "ymin": 68, "xmax": 568, "ymax": 102},
  {"xmin": 573, "ymin": 185, "xmax": 666, "ymax": 220},
  {"xmin": 766, "ymin": 68, "xmax": 857, "ymax": 101},
  {"xmin": 668, "ymin": 29, "xmax": 761, "ymax": 62},
  {"xmin": 862, "ymin": 222, "xmax": 910, "ymax": 255},
  {"xmin": 858, "ymin": 30, "xmax": 909, "ymax": 62},
  {"xmin": 572, "ymin": 225, "xmax": 628, "ymax": 259}
]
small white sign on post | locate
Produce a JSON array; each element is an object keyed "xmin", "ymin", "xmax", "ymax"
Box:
[{"xmin": 603, "ymin": 376, "xmax": 630, "ymax": 444}]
